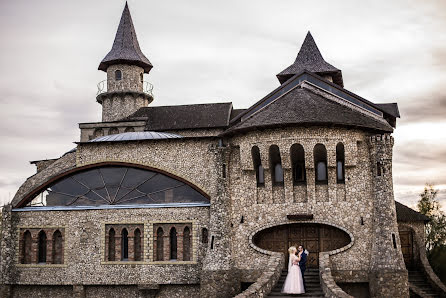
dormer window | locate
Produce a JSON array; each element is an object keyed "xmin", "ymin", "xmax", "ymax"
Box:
[{"xmin": 115, "ymin": 70, "xmax": 122, "ymax": 81}]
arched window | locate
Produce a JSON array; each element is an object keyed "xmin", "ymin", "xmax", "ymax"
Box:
[
  {"xmin": 115, "ymin": 70, "xmax": 122, "ymax": 81},
  {"xmin": 27, "ymin": 165, "xmax": 209, "ymax": 208},
  {"xmin": 251, "ymin": 146, "xmax": 264, "ymax": 186},
  {"xmin": 38, "ymin": 230, "xmax": 47, "ymax": 263},
  {"xmin": 124, "ymin": 127, "xmax": 135, "ymax": 133},
  {"xmin": 108, "ymin": 228, "xmax": 115, "ymax": 261},
  {"xmin": 290, "ymin": 144, "xmax": 306, "ymax": 184},
  {"xmin": 52, "ymin": 230, "xmax": 63, "ymax": 264},
  {"xmin": 93, "ymin": 128, "xmax": 104, "ymax": 139},
  {"xmin": 314, "ymin": 144, "xmax": 328, "ymax": 184},
  {"xmin": 269, "ymin": 145, "xmax": 283, "ymax": 185},
  {"xmin": 108, "ymin": 127, "xmax": 119, "ymax": 135},
  {"xmin": 170, "ymin": 227, "xmax": 177, "ymax": 260},
  {"xmin": 336, "ymin": 143, "xmax": 345, "ymax": 183},
  {"xmin": 156, "ymin": 227, "xmax": 164, "ymax": 261},
  {"xmin": 134, "ymin": 228, "xmax": 142, "ymax": 261},
  {"xmin": 183, "ymin": 226, "xmax": 191, "ymax": 261},
  {"xmin": 121, "ymin": 228, "xmax": 129, "ymax": 261},
  {"xmin": 22, "ymin": 230, "xmax": 32, "ymax": 264},
  {"xmin": 202, "ymin": 228, "xmax": 208, "ymax": 244}
]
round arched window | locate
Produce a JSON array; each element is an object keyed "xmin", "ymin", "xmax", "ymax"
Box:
[
  {"xmin": 115, "ymin": 70, "xmax": 122, "ymax": 81},
  {"xmin": 26, "ymin": 166, "xmax": 208, "ymax": 207}
]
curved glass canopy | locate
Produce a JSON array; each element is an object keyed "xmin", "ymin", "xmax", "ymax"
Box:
[{"xmin": 26, "ymin": 166, "xmax": 208, "ymax": 208}]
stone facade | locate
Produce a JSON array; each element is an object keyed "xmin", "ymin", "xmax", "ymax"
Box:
[{"xmin": 1, "ymin": 4, "xmax": 425, "ymax": 297}]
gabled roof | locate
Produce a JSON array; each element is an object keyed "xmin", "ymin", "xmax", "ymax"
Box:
[
  {"xmin": 396, "ymin": 201, "xmax": 430, "ymax": 222},
  {"xmin": 123, "ymin": 102, "xmax": 233, "ymax": 131},
  {"xmin": 277, "ymin": 32, "xmax": 343, "ymax": 87},
  {"xmin": 223, "ymin": 84, "xmax": 393, "ymax": 135},
  {"xmin": 98, "ymin": 2, "xmax": 153, "ymax": 73}
]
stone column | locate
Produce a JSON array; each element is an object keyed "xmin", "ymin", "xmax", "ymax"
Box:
[
  {"xmin": 368, "ymin": 134, "xmax": 409, "ymax": 298},
  {"xmin": 115, "ymin": 235, "xmax": 121, "ymax": 261},
  {"xmin": 0, "ymin": 204, "xmax": 15, "ymax": 298},
  {"xmin": 128, "ymin": 235, "xmax": 134, "ymax": 261},
  {"xmin": 200, "ymin": 144, "xmax": 239, "ymax": 297}
]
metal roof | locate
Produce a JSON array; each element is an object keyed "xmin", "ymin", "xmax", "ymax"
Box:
[{"xmin": 89, "ymin": 131, "xmax": 183, "ymax": 142}]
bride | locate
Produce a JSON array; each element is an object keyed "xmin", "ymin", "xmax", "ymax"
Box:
[{"xmin": 282, "ymin": 246, "xmax": 305, "ymax": 294}]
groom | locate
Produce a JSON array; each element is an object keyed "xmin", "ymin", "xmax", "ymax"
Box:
[{"xmin": 298, "ymin": 245, "xmax": 307, "ymax": 291}]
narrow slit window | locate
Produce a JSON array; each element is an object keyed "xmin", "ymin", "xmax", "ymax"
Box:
[
  {"xmin": 134, "ymin": 228, "xmax": 142, "ymax": 261},
  {"xmin": 183, "ymin": 226, "xmax": 191, "ymax": 261},
  {"xmin": 121, "ymin": 228, "xmax": 129, "ymax": 261},
  {"xmin": 202, "ymin": 228, "xmax": 208, "ymax": 244},
  {"xmin": 108, "ymin": 228, "xmax": 115, "ymax": 261},
  {"xmin": 170, "ymin": 227, "xmax": 177, "ymax": 260},
  {"xmin": 156, "ymin": 227, "xmax": 164, "ymax": 261},
  {"xmin": 38, "ymin": 230, "xmax": 47, "ymax": 264},
  {"xmin": 392, "ymin": 233, "xmax": 397, "ymax": 249}
]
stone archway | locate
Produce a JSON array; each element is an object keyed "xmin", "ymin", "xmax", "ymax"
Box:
[{"xmin": 253, "ymin": 223, "xmax": 351, "ymax": 268}]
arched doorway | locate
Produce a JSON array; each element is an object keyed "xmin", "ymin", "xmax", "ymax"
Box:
[{"xmin": 253, "ymin": 223, "xmax": 351, "ymax": 267}]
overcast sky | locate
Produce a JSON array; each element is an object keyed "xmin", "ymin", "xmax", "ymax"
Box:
[{"xmin": 0, "ymin": 0, "xmax": 445, "ymax": 211}]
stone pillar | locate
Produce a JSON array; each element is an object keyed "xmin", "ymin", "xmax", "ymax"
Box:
[
  {"xmin": 177, "ymin": 231, "xmax": 183, "ymax": 261},
  {"xmin": 200, "ymin": 144, "xmax": 240, "ymax": 297},
  {"xmin": 0, "ymin": 204, "xmax": 16, "ymax": 298},
  {"xmin": 368, "ymin": 134, "xmax": 409, "ymax": 298},
  {"xmin": 115, "ymin": 234, "xmax": 121, "ymax": 261},
  {"xmin": 128, "ymin": 235, "xmax": 134, "ymax": 261}
]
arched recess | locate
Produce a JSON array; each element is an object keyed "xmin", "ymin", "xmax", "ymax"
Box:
[
  {"xmin": 134, "ymin": 228, "xmax": 142, "ymax": 261},
  {"xmin": 17, "ymin": 162, "xmax": 211, "ymax": 208},
  {"xmin": 38, "ymin": 230, "xmax": 47, "ymax": 263},
  {"xmin": 314, "ymin": 144, "xmax": 328, "ymax": 184},
  {"xmin": 170, "ymin": 227, "xmax": 177, "ymax": 260},
  {"xmin": 252, "ymin": 221, "xmax": 353, "ymax": 268},
  {"xmin": 121, "ymin": 228, "xmax": 129, "ymax": 261},
  {"xmin": 156, "ymin": 227, "xmax": 164, "ymax": 261},
  {"xmin": 52, "ymin": 230, "xmax": 63, "ymax": 264},
  {"xmin": 108, "ymin": 228, "xmax": 116, "ymax": 261},
  {"xmin": 183, "ymin": 226, "xmax": 191, "ymax": 261},
  {"xmin": 21, "ymin": 230, "xmax": 32, "ymax": 264}
]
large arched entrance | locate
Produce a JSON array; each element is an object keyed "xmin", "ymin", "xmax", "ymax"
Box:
[{"xmin": 253, "ymin": 223, "xmax": 351, "ymax": 267}]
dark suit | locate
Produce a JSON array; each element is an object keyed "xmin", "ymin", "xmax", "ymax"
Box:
[{"xmin": 299, "ymin": 251, "xmax": 307, "ymax": 290}]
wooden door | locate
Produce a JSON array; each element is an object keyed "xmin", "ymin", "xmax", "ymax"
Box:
[
  {"xmin": 399, "ymin": 231, "xmax": 414, "ymax": 268},
  {"xmin": 254, "ymin": 223, "xmax": 350, "ymax": 268}
]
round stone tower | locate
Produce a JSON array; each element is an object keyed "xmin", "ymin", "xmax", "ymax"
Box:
[{"xmin": 97, "ymin": 3, "xmax": 153, "ymax": 122}]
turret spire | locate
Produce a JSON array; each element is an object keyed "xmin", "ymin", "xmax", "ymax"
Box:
[
  {"xmin": 98, "ymin": 2, "xmax": 153, "ymax": 73},
  {"xmin": 277, "ymin": 31, "xmax": 343, "ymax": 86}
]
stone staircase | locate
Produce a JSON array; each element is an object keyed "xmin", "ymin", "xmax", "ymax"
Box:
[
  {"xmin": 267, "ymin": 268, "xmax": 324, "ymax": 297},
  {"xmin": 409, "ymin": 270, "xmax": 442, "ymax": 298}
]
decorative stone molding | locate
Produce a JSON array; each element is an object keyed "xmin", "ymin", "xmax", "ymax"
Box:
[
  {"xmin": 233, "ymin": 252, "xmax": 284, "ymax": 298},
  {"xmin": 319, "ymin": 252, "xmax": 353, "ymax": 298},
  {"xmin": 248, "ymin": 219, "xmax": 354, "ymax": 256}
]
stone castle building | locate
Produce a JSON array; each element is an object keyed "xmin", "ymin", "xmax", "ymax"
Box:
[{"xmin": 1, "ymin": 3, "xmax": 445, "ymax": 298}]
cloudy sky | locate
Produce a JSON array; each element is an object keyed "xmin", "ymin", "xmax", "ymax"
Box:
[{"xmin": 0, "ymin": 0, "xmax": 445, "ymax": 211}]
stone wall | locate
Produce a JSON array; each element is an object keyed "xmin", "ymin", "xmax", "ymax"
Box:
[
  {"xmin": 229, "ymin": 126, "xmax": 375, "ymax": 275},
  {"xmin": 9, "ymin": 207, "xmax": 209, "ymax": 286}
]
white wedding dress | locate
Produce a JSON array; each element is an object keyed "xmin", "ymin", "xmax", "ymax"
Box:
[{"xmin": 282, "ymin": 254, "xmax": 305, "ymax": 294}]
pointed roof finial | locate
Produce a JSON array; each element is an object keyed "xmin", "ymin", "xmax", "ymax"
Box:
[
  {"xmin": 98, "ymin": 2, "xmax": 153, "ymax": 73},
  {"xmin": 277, "ymin": 31, "xmax": 343, "ymax": 86}
]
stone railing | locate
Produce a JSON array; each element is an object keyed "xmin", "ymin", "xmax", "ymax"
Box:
[
  {"xmin": 319, "ymin": 252, "xmax": 353, "ymax": 298},
  {"xmin": 234, "ymin": 252, "xmax": 284, "ymax": 298},
  {"xmin": 414, "ymin": 232, "xmax": 446, "ymax": 296}
]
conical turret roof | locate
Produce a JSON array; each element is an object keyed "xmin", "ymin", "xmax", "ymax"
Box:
[
  {"xmin": 277, "ymin": 32, "xmax": 343, "ymax": 86},
  {"xmin": 98, "ymin": 2, "xmax": 153, "ymax": 73}
]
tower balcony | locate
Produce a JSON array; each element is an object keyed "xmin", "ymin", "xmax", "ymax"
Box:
[
  {"xmin": 96, "ymin": 80, "xmax": 154, "ymax": 97},
  {"xmin": 96, "ymin": 80, "xmax": 154, "ymax": 105}
]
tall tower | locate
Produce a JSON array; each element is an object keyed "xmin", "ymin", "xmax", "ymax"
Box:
[
  {"xmin": 97, "ymin": 3, "xmax": 153, "ymax": 122},
  {"xmin": 368, "ymin": 134, "xmax": 409, "ymax": 297}
]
